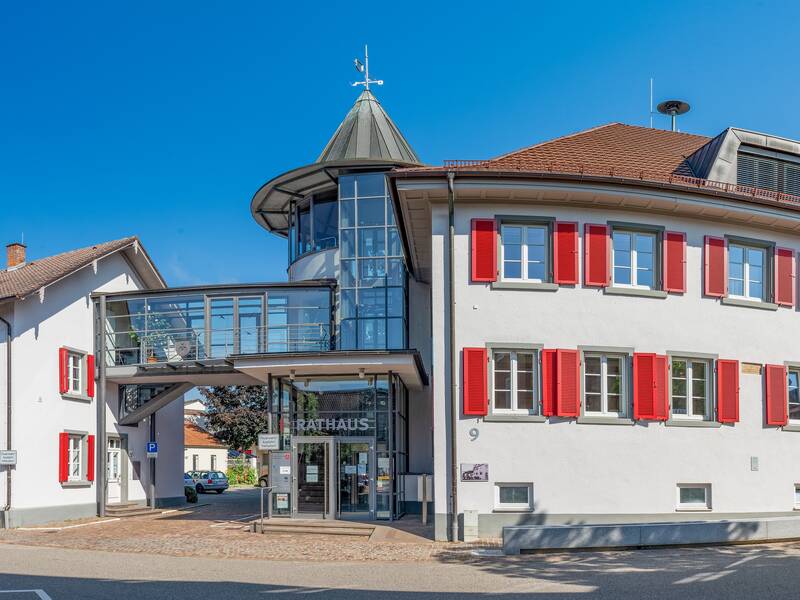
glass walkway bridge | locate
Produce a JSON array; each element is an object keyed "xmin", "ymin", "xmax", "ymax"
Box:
[{"xmin": 95, "ymin": 281, "xmax": 425, "ymax": 425}]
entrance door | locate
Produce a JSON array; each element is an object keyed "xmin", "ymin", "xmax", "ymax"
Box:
[
  {"xmin": 107, "ymin": 438, "xmax": 122, "ymax": 504},
  {"xmin": 292, "ymin": 438, "xmax": 334, "ymax": 518},
  {"xmin": 337, "ymin": 440, "xmax": 373, "ymax": 518}
]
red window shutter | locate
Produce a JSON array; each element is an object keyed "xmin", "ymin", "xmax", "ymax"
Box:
[
  {"xmin": 463, "ymin": 347, "xmax": 488, "ymax": 416},
  {"xmin": 663, "ymin": 231, "xmax": 686, "ymax": 293},
  {"xmin": 765, "ymin": 364, "xmax": 788, "ymax": 426},
  {"xmin": 583, "ymin": 224, "xmax": 609, "ymax": 287},
  {"xmin": 633, "ymin": 353, "xmax": 656, "ymax": 420},
  {"xmin": 87, "ymin": 435, "xmax": 95, "ymax": 482},
  {"xmin": 541, "ymin": 349, "xmax": 557, "ymax": 416},
  {"xmin": 775, "ymin": 247, "xmax": 795, "ymax": 307},
  {"xmin": 86, "ymin": 354, "xmax": 95, "ymax": 398},
  {"xmin": 555, "ymin": 349, "xmax": 580, "ymax": 417},
  {"xmin": 471, "ymin": 219, "xmax": 497, "ymax": 282},
  {"xmin": 553, "ymin": 222, "xmax": 579, "ymax": 284},
  {"xmin": 717, "ymin": 359, "xmax": 739, "ymax": 423},
  {"xmin": 653, "ymin": 355, "xmax": 668, "ymax": 420},
  {"xmin": 704, "ymin": 236, "xmax": 726, "ymax": 297},
  {"xmin": 58, "ymin": 432, "xmax": 69, "ymax": 483},
  {"xmin": 58, "ymin": 347, "xmax": 69, "ymax": 394}
]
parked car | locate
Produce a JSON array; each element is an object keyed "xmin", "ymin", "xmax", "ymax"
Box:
[
  {"xmin": 195, "ymin": 471, "xmax": 229, "ymax": 494},
  {"xmin": 184, "ymin": 472, "xmax": 195, "ymax": 486}
]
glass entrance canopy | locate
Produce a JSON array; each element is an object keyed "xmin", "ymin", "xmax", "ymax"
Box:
[{"xmin": 100, "ymin": 282, "xmax": 335, "ymax": 366}]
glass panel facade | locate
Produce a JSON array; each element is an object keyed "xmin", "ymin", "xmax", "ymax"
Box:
[
  {"xmin": 290, "ymin": 192, "xmax": 340, "ymax": 261},
  {"xmin": 271, "ymin": 374, "xmax": 407, "ymax": 520},
  {"xmin": 104, "ymin": 287, "xmax": 332, "ymax": 365},
  {"xmin": 338, "ymin": 173, "xmax": 407, "ymax": 350}
]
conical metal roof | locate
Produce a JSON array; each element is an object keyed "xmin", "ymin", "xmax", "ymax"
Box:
[{"xmin": 316, "ymin": 90, "xmax": 420, "ymax": 164}]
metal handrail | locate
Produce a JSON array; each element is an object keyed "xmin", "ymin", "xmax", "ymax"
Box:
[{"xmin": 107, "ymin": 323, "xmax": 332, "ymax": 365}]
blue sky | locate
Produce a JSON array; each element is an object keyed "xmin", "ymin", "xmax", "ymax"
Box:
[{"xmin": 2, "ymin": 1, "xmax": 799, "ymax": 285}]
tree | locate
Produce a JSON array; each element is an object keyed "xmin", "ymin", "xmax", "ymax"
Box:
[{"xmin": 199, "ymin": 386, "xmax": 271, "ymax": 451}]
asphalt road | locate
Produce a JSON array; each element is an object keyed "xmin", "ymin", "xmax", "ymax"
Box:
[{"xmin": 2, "ymin": 541, "xmax": 800, "ymax": 599}]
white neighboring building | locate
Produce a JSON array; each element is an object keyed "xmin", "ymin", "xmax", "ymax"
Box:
[
  {"xmin": 183, "ymin": 421, "xmax": 228, "ymax": 473},
  {"xmin": 0, "ymin": 238, "xmax": 184, "ymax": 527}
]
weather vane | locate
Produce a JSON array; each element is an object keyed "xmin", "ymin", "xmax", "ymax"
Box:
[{"xmin": 352, "ymin": 45, "xmax": 383, "ymax": 90}]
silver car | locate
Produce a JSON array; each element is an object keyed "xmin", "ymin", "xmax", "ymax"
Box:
[{"xmin": 193, "ymin": 471, "xmax": 229, "ymax": 494}]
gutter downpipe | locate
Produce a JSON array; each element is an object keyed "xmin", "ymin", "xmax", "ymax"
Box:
[
  {"xmin": 447, "ymin": 172, "xmax": 459, "ymax": 542},
  {"xmin": 1, "ymin": 313, "xmax": 11, "ymax": 527},
  {"xmin": 96, "ymin": 295, "xmax": 107, "ymax": 517}
]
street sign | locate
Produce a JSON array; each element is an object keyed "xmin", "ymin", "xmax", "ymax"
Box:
[
  {"xmin": 146, "ymin": 441, "xmax": 158, "ymax": 459},
  {"xmin": 257, "ymin": 433, "xmax": 280, "ymax": 451},
  {"xmin": 0, "ymin": 450, "xmax": 17, "ymax": 466}
]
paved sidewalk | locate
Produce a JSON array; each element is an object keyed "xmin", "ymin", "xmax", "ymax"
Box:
[{"xmin": 0, "ymin": 489, "xmax": 481, "ymax": 562}]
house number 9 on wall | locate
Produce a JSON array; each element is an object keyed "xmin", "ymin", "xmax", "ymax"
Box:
[{"xmin": 468, "ymin": 428, "xmax": 479, "ymax": 441}]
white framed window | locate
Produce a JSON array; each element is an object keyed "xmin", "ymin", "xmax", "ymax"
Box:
[
  {"xmin": 612, "ymin": 230, "xmax": 656, "ymax": 289},
  {"xmin": 67, "ymin": 351, "xmax": 83, "ymax": 395},
  {"xmin": 794, "ymin": 485, "xmax": 800, "ymax": 509},
  {"xmin": 583, "ymin": 353, "xmax": 626, "ymax": 417},
  {"xmin": 491, "ymin": 349, "xmax": 538, "ymax": 414},
  {"xmin": 788, "ymin": 370, "xmax": 800, "ymax": 424},
  {"xmin": 68, "ymin": 434, "xmax": 83, "ymax": 482},
  {"xmin": 211, "ymin": 455, "xmax": 217, "ymax": 471},
  {"xmin": 676, "ymin": 484, "xmax": 711, "ymax": 511},
  {"xmin": 494, "ymin": 482, "xmax": 533, "ymax": 511},
  {"xmin": 728, "ymin": 243, "xmax": 766, "ymax": 301},
  {"xmin": 500, "ymin": 224, "xmax": 549, "ymax": 282},
  {"xmin": 671, "ymin": 358, "xmax": 712, "ymax": 420}
]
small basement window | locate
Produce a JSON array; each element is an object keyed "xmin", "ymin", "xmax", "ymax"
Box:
[
  {"xmin": 677, "ymin": 484, "xmax": 711, "ymax": 511},
  {"xmin": 494, "ymin": 483, "xmax": 533, "ymax": 511},
  {"xmin": 794, "ymin": 485, "xmax": 800, "ymax": 509}
]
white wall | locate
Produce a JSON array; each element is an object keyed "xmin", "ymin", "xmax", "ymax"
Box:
[
  {"xmin": 6, "ymin": 252, "xmax": 183, "ymax": 523},
  {"xmin": 430, "ymin": 199, "xmax": 800, "ymax": 525},
  {"xmin": 183, "ymin": 446, "xmax": 228, "ymax": 472}
]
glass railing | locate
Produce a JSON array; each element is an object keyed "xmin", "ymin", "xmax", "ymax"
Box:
[{"xmin": 102, "ymin": 285, "xmax": 334, "ymax": 367}]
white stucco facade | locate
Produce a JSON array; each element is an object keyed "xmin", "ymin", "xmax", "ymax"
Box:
[
  {"xmin": 424, "ymin": 185, "xmax": 800, "ymax": 539},
  {"xmin": 184, "ymin": 446, "xmax": 228, "ymax": 473},
  {"xmin": 0, "ymin": 249, "xmax": 184, "ymax": 527}
]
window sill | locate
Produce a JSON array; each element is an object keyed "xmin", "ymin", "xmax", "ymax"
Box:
[
  {"xmin": 61, "ymin": 393, "xmax": 92, "ymax": 403},
  {"xmin": 491, "ymin": 281, "xmax": 559, "ymax": 292},
  {"xmin": 666, "ymin": 419, "xmax": 722, "ymax": 428},
  {"xmin": 61, "ymin": 481, "xmax": 92, "ymax": 488},
  {"xmin": 577, "ymin": 416, "xmax": 634, "ymax": 426},
  {"xmin": 485, "ymin": 414, "xmax": 547, "ymax": 423},
  {"xmin": 492, "ymin": 508, "xmax": 533, "ymax": 513},
  {"xmin": 721, "ymin": 297, "xmax": 778, "ymax": 311},
  {"xmin": 676, "ymin": 507, "xmax": 712, "ymax": 512},
  {"xmin": 604, "ymin": 287, "xmax": 668, "ymax": 299},
  {"xmin": 782, "ymin": 424, "xmax": 800, "ymax": 432}
]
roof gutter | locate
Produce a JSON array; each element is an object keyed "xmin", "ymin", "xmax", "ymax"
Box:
[
  {"xmin": 389, "ymin": 169, "xmax": 800, "ymax": 217},
  {"xmin": 447, "ymin": 171, "xmax": 459, "ymax": 542},
  {"xmin": 0, "ymin": 313, "xmax": 11, "ymax": 526}
]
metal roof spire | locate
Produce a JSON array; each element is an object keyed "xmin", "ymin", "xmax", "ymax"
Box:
[{"xmin": 352, "ymin": 45, "xmax": 383, "ymax": 91}]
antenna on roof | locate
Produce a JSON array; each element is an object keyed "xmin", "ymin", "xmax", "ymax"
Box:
[
  {"xmin": 352, "ymin": 45, "xmax": 383, "ymax": 91},
  {"xmin": 649, "ymin": 78, "xmax": 654, "ymax": 128},
  {"xmin": 657, "ymin": 99, "xmax": 690, "ymax": 132}
]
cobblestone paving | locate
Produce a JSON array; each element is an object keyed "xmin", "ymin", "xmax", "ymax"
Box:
[{"xmin": 0, "ymin": 490, "xmax": 493, "ymax": 563}]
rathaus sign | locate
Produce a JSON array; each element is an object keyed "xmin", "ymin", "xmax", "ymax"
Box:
[{"xmin": 294, "ymin": 418, "xmax": 371, "ymax": 434}]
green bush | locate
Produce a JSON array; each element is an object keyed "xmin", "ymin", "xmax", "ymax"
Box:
[
  {"xmin": 226, "ymin": 461, "xmax": 256, "ymax": 486},
  {"xmin": 184, "ymin": 485, "xmax": 198, "ymax": 503}
]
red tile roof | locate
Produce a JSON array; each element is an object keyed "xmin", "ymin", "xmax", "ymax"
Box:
[
  {"xmin": 477, "ymin": 123, "xmax": 710, "ymax": 177},
  {"xmin": 184, "ymin": 422, "xmax": 227, "ymax": 449},
  {"xmin": 0, "ymin": 236, "xmax": 146, "ymax": 300},
  {"xmin": 392, "ymin": 123, "xmax": 800, "ymax": 211}
]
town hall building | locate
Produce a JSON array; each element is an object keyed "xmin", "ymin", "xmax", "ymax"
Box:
[{"xmin": 6, "ymin": 60, "xmax": 800, "ymax": 548}]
